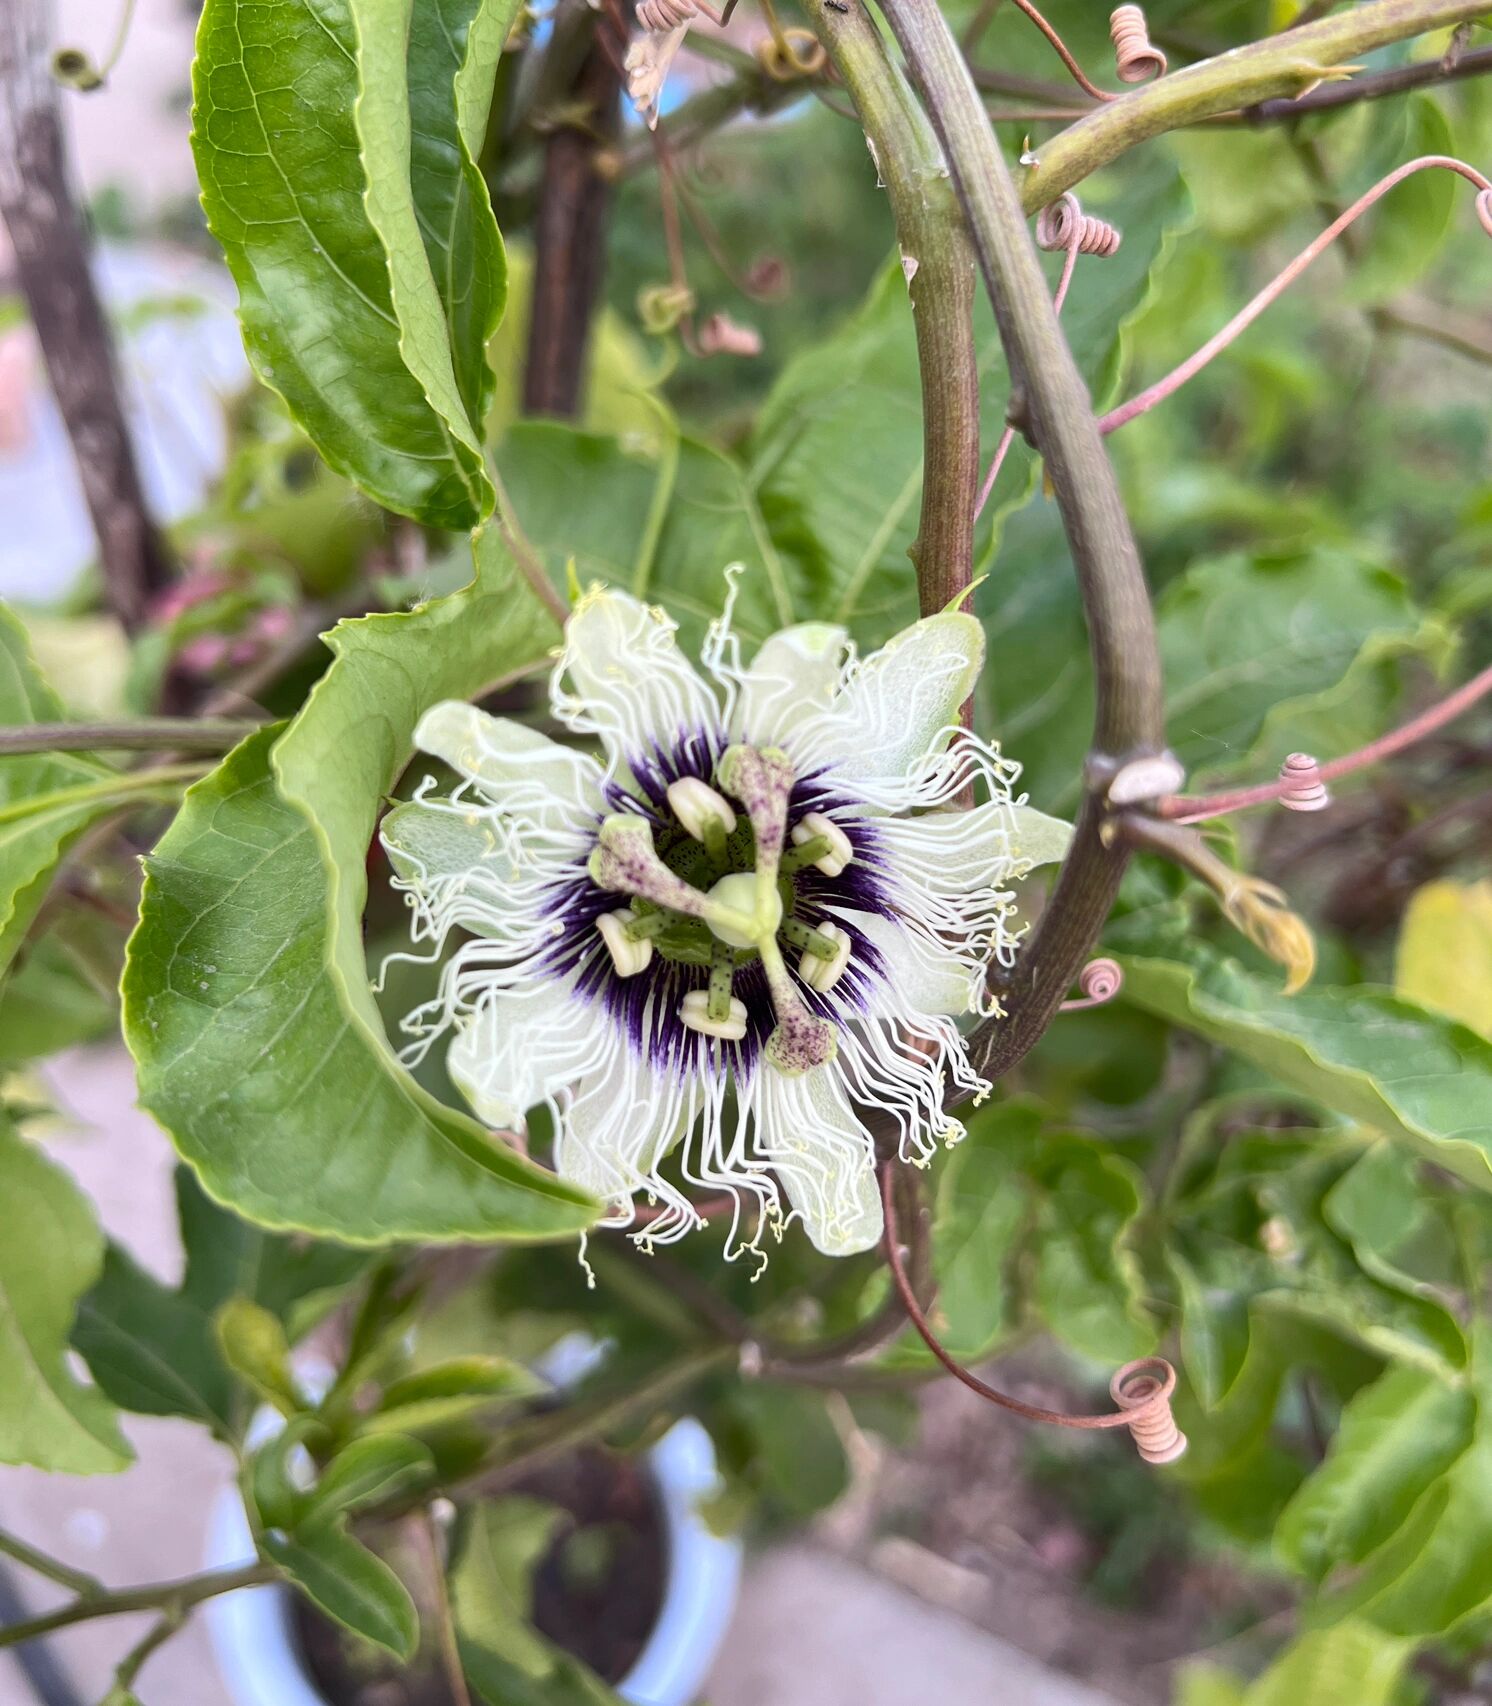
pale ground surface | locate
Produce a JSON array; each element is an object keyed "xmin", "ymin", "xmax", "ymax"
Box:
[{"xmin": 4, "ymin": 8, "xmax": 1113, "ymax": 1702}]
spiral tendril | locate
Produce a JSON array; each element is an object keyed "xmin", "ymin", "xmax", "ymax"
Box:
[
  {"xmin": 1111, "ymin": 1360, "xmax": 1188, "ymax": 1464},
  {"xmin": 1110, "ymin": 5, "xmax": 1166, "ymax": 83},
  {"xmin": 635, "ymin": 0, "xmax": 719, "ymax": 30},
  {"xmin": 1036, "ymin": 195, "xmax": 1122, "ymax": 258},
  {"xmin": 1060, "ymin": 957, "xmax": 1124, "ymax": 1011},
  {"xmin": 1278, "ymin": 752, "xmax": 1330, "ymax": 813},
  {"xmin": 755, "ymin": 26, "xmax": 828, "ymax": 79}
]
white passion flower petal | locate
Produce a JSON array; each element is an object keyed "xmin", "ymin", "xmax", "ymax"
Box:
[
  {"xmin": 414, "ymin": 703, "xmax": 605, "ymax": 839},
  {"xmin": 552, "ymin": 586, "xmax": 721, "ymax": 776},
  {"xmin": 731, "ymin": 622, "xmax": 850, "ymax": 755},
  {"xmin": 448, "ymin": 979, "xmax": 610, "ymax": 1134},
  {"xmin": 624, "ymin": 21, "xmax": 689, "ymax": 130},
  {"xmin": 797, "ymin": 612, "xmax": 985, "ymax": 809}
]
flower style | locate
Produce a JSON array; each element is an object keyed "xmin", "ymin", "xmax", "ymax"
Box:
[{"xmin": 381, "ymin": 586, "xmax": 1069, "ymax": 1260}]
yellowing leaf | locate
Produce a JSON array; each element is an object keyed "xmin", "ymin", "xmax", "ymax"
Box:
[{"xmin": 1396, "ymin": 880, "xmax": 1492, "ymax": 1039}]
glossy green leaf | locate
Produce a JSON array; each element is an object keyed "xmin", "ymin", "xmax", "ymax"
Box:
[
  {"xmin": 364, "ymin": 1356, "xmax": 542, "ymax": 1434},
  {"xmin": 1275, "ymin": 1364, "xmax": 1475, "ymax": 1585},
  {"xmin": 123, "ymin": 538, "xmax": 599, "ymax": 1243},
  {"xmin": 0, "ymin": 1117, "xmax": 130, "ymax": 1473},
  {"xmin": 191, "ymin": 0, "xmax": 504, "ymax": 525},
  {"xmin": 265, "ymin": 1521, "xmax": 419, "ymax": 1659},
  {"xmin": 306, "ymin": 1433, "xmax": 434, "ymax": 1519},
  {"xmin": 1118, "ymin": 944, "xmax": 1492, "ymax": 1192},
  {"xmin": 750, "ymin": 152, "xmax": 1190, "ymax": 645},
  {"xmin": 0, "ymin": 604, "xmax": 183, "ymax": 980}
]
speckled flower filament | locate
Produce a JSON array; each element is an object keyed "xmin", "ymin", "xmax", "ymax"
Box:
[{"xmin": 380, "ymin": 582, "xmax": 1071, "ymax": 1263}]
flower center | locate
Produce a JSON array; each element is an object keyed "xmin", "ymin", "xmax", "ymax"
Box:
[{"xmin": 587, "ymin": 744, "xmax": 854, "ymax": 1073}]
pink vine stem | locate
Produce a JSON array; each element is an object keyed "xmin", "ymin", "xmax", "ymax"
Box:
[
  {"xmin": 1161, "ymin": 659, "xmax": 1492, "ymax": 823},
  {"xmin": 1099, "ymin": 156, "xmax": 1492, "ymax": 438},
  {"xmin": 974, "ymin": 195, "xmax": 1085, "ymax": 520},
  {"xmin": 1007, "ymin": 0, "xmax": 1115, "ymax": 103}
]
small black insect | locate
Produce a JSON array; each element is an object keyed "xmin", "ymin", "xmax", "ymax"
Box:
[{"xmin": 826, "ymin": 2, "xmax": 850, "ymax": 13}]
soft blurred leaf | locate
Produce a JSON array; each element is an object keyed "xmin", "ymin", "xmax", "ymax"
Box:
[
  {"xmin": 928, "ymin": 1098, "xmax": 1042, "ymax": 1358},
  {"xmin": 0, "ymin": 604, "xmax": 182, "ymax": 981},
  {"xmin": 0, "ymin": 906, "xmax": 123, "ymax": 1066},
  {"xmin": 215, "ymin": 1296, "xmax": 300, "ymax": 1415},
  {"xmin": 305, "ymin": 1433, "xmax": 433, "ymax": 1520},
  {"xmin": 731, "ymin": 1384, "xmax": 850, "ymax": 1517},
  {"xmin": 755, "ymin": 151, "xmax": 1190, "ymax": 644},
  {"xmin": 1032, "ymin": 1140, "xmax": 1156, "ymax": 1363},
  {"xmin": 122, "ymin": 536, "xmax": 598, "ymax": 1242},
  {"xmin": 265, "ymin": 1521, "xmax": 419, "ymax": 1658},
  {"xmin": 363, "ymin": 1356, "xmax": 542, "ymax": 1434},
  {"xmin": 1344, "ymin": 95, "xmax": 1457, "ymax": 307},
  {"xmin": 1397, "ymin": 880, "xmax": 1492, "ymax": 1038},
  {"xmin": 1118, "ymin": 943, "xmax": 1492, "ymax": 1193},
  {"xmin": 1217, "ymin": 1622, "xmax": 1411, "ymax": 1705},
  {"xmin": 1275, "ymin": 1364, "xmax": 1474, "ymax": 1585},
  {"xmin": 73, "ymin": 1246, "xmax": 237, "ymax": 1436},
  {"xmin": 0, "ymin": 1116, "xmax": 130, "ymax": 1472}
]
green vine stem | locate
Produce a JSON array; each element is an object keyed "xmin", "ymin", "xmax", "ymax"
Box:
[
  {"xmin": 804, "ymin": 0, "xmax": 979, "ymax": 618},
  {"xmin": 0, "ymin": 1562, "xmax": 274, "ymax": 1651},
  {"xmin": 870, "ymin": 0, "xmax": 1168, "ymax": 1083},
  {"xmin": 0, "ymin": 718, "xmax": 260, "ymax": 757},
  {"xmin": 0, "ymin": 1529, "xmax": 103, "ymax": 1599},
  {"xmin": 1021, "ymin": 0, "xmax": 1492, "ymax": 211}
]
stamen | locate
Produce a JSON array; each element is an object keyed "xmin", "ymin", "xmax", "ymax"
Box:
[
  {"xmin": 680, "ymin": 989, "xmax": 748, "ymax": 1041},
  {"xmin": 596, "ymin": 909, "xmax": 654, "ymax": 978},
  {"xmin": 667, "ymin": 778, "xmax": 738, "ymax": 865},
  {"xmin": 707, "ymin": 941, "xmax": 736, "ymax": 1022},
  {"xmin": 780, "ymin": 917, "xmax": 841, "ymax": 959},
  {"xmin": 798, "ymin": 921, "xmax": 852, "ymax": 994},
  {"xmin": 780, "ymin": 834, "xmax": 831, "ymax": 875},
  {"xmin": 790, "ymin": 812, "xmax": 853, "ymax": 877}
]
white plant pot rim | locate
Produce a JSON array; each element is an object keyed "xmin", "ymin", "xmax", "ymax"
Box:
[{"xmin": 204, "ymin": 1416, "xmax": 741, "ymax": 1706}]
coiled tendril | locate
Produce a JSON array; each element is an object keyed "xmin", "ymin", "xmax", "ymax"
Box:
[
  {"xmin": 1110, "ymin": 4, "xmax": 1167, "ymax": 84},
  {"xmin": 1036, "ymin": 196, "xmax": 1122, "ymax": 258}
]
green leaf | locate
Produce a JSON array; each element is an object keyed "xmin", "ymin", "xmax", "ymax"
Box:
[
  {"xmin": 1275, "ymin": 1365, "xmax": 1475, "ymax": 1586},
  {"xmin": 0, "ymin": 604, "xmax": 181, "ymax": 981},
  {"xmin": 306, "ymin": 1433, "xmax": 434, "ymax": 1519},
  {"xmin": 265, "ymin": 1521, "xmax": 419, "ymax": 1659},
  {"xmin": 364, "ymin": 1356, "xmax": 542, "ymax": 1434},
  {"xmin": 753, "ymin": 151, "xmax": 1191, "ymax": 644},
  {"xmin": 123, "ymin": 538, "xmax": 599, "ymax": 1243},
  {"xmin": 1031, "ymin": 1140, "xmax": 1156, "ymax": 1363},
  {"xmin": 731, "ymin": 1384, "xmax": 850, "ymax": 1518},
  {"xmin": 928, "ymin": 1098, "xmax": 1042, "ymax": 1358},
  {"xmin": 1174, "ymin": 1663, "xmax": 1247, "ymax": 1706},
  {"xmin": 0, "ymin": 906, "xmax": 122, "ymax": 1066},
  {"xmin": 0, "ymin": 1117, "xmax": 131, "ymax": 1473},
  {"xmin": 1344, "ymin": 95, "xmax": 1457, "ymax": 307},
  {"xmin": 453, "ymin": 1497, "xmax": 626, "ymax": 1706},
  {"xmin": 191, "ymin": 0, "xmax": 504, "ymax": 525},
  {"xmin": 216, "ymin": 1296, "xmax": 301, "ymax": 1414},
  {"xmin": 73, "ymin": 1245, "xmax": 237, "ymax": 1435},
  {"xmin": 1397, "ymin": 879, "xmax": 1492, "ymax": 1038},
  {"xmin": 1156, "ymin": 548, "xmax": 1437, "ymax": 781},
  {"xmin": 1118, "ymin": 943, "xmax": 1492, "ymax": 1193},
  {"xmin": 1235, "ymin": 1623, "xmax": 1410, "ymax": 1706}
]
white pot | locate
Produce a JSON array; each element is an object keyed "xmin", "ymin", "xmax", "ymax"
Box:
[{"xmin": 204, "ymin": 1417, "xmax": 742, "ymax": 1706}]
